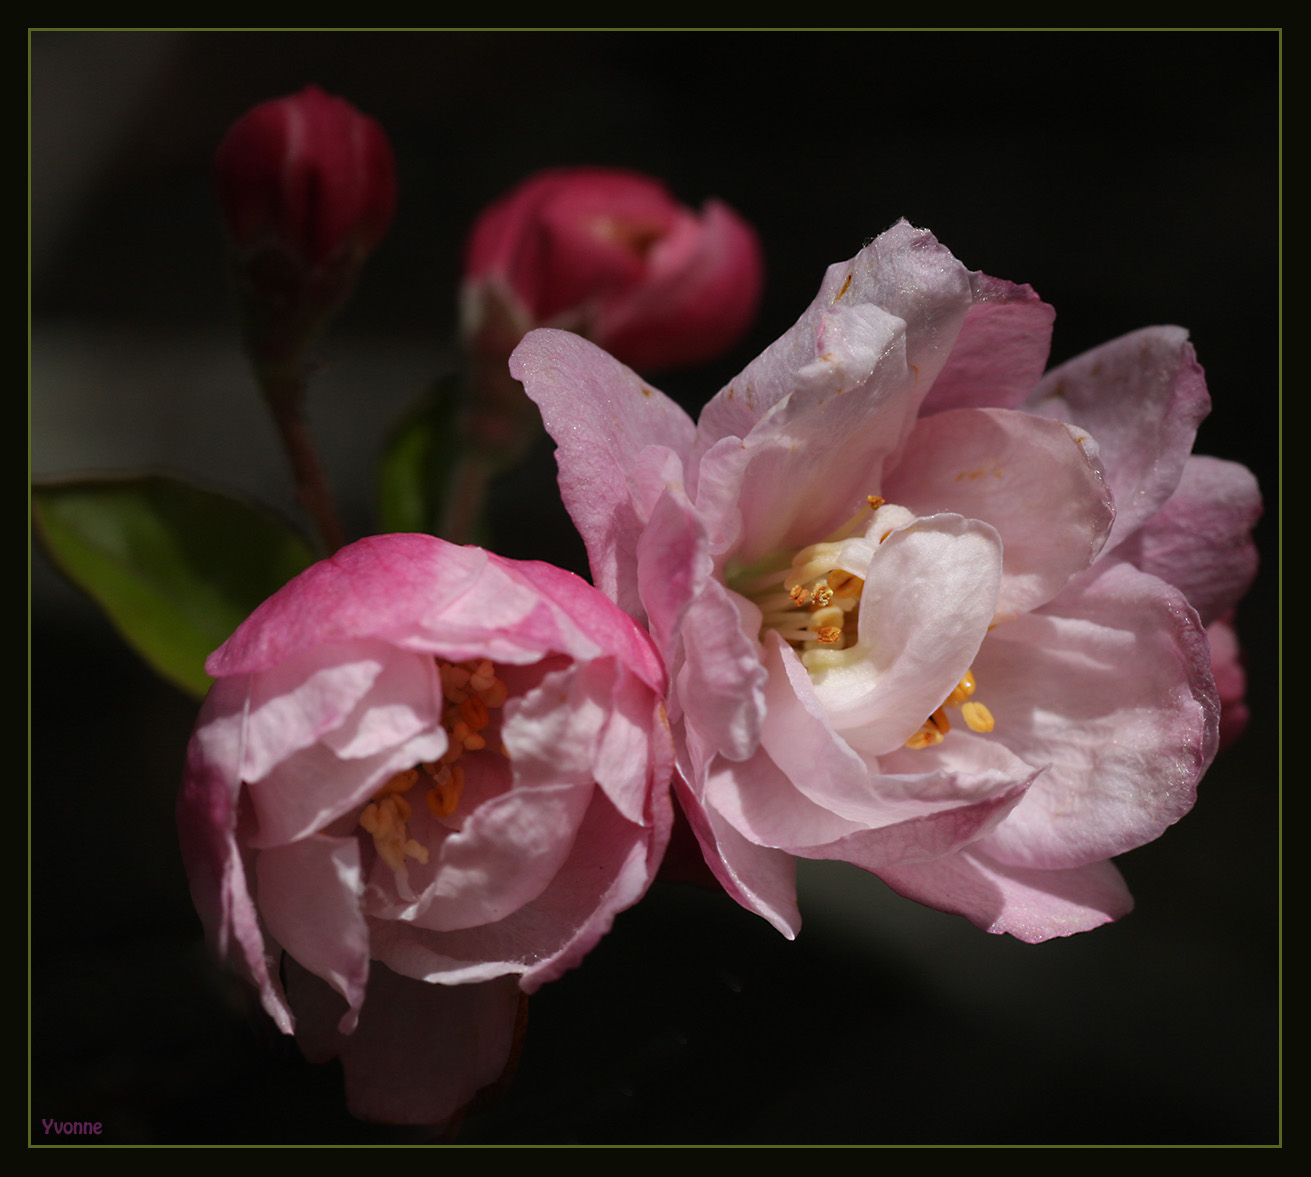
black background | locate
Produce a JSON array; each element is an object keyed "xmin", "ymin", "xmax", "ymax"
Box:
[{"xmin": 31, "ymin": 30, "xmax": 1278, "ymax": 1145}]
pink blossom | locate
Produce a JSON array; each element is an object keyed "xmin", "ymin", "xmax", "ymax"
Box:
[
  {"xmin": 178, "ymin": 534, "xmax": 673, "ymax": 1123},
  {"xmin": 462, "ymin": 167, "xmax": 763, "ymax": 372},
  {"xmin": 509, "ymin": 220, "xmax": 1260, "ymax": 944}
]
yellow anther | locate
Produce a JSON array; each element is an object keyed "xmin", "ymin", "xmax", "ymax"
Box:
[
  {"xmin": 946, "ymin": 670, "xmax": 976, "ymax": 706},
  {"xmin": 374, "ymin": 768, "xmax": 419, "ymax": 798},
  {"xmin": 358, "ymin": 802, "xmax": 383, "ymax": 835},
  {"xmin": 961, "ymin": 701, "xmax": 995, "ymax": 733},
  {"xmin": 360, "ymin": 794, "xmax": 425, "ymax": 870},
  {"xmin": 867, "ymin": 494, "xmax": 885, "ymax": 511},
  {"xmin": 905, "ymin": 725, "xmax": 945, "ymax": 750},
  {"xmin": 789, "ymin": 584, "xmax": 812, "ymax": 606},
  {"xmin": 811, "ymin": 584, "xmax": 834, "ymax": 608},
  {"xmin": 426, "ymin": 762, "xmax": 465, "ymax": 818},
  {"xmin": 906, "ymin": 709, "xmax": 952, "ymax": 749},
  {"xmin": 364, "ymin": 656, "xmax": 512, "ymax": 859},
  {"xmin": 441, "ymin": 662, "xmax": 472, "ymax": 702},
  {"xmin": 460, "ymin": 695, "xmax": 490, "ymax": 731},
  {"xmin": 469, "ymin": 659, "xmax": 497, "ymax": 693},
  {"xmin": 816, "ymin": 626, "xmax": 843, "ymax": 644}
]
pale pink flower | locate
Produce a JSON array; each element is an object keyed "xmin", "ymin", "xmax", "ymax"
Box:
[
  {"xmin": 509, "ymin": 220, "xmax": 1259, "ymax": 944},
  {"xmin": 178, "ymin": 534, "xmax": 673, "ymax": 1123},
  {"xmin": 462, "ymin": 167, "xmax": 763, "ymax": 372}
]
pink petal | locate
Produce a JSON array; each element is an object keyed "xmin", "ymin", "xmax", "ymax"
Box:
[
  {"xmin": 288, "ymin": 959, "xmax": 523, "ymax": 1125},
  {"xmin": 1207, "ymin": 612, "xmax": 1251, "ymax": 748},
  {"xmin": 875, "ymin": 847, "xmax": 1135, "ymax": 942},
  {"xmin": 693, "ymin": 222, "xmax": 978, "ymax": 565},
  {"xmin": 810, "ymin": 513, "xmax": 1003, "ymax": 752},
  {"xmin": 634, "ymin": 483, "xmax": 713, "ymax": 657},
  {"xmin": 178, "ymin": 678, "xmax": 293, "ymax": 1033},
  {"xmin": 705, "ymin": 729, "xmax": 1033, "ymax": 871},
  {"xmin": 368, "ymin": 784, "xmax": 670, "ymax": 990},
  {"xmin": 510, "ymin": 329, "xmax": 696, "ymax": 621},
  {"xmin": 884, "ymin": 408, "xmax": 1114, "ymax": 619},
  {"xmin": 1025, "ymin": 326, "xmax": 1211, "ymax": 552},
  {"xmin": 208, "ymin": 536, "xmax": 491, "ymax": 676},
  {"xmin": 399, "ymin": 783, "xmax": 593, "ymax": 933},
  {"xmin": 697, "ymin": 220, "xmax": 975, "ymax": 448},
  {"xmin": 256, "ymin": 835, "xmax": 371, "ymax": 1032},
  {"xmin": 673, "ymin": 765, "xmax": 801, "ymax": 938},
  {"xmin": 918, "ymin": 273, "xmax": 1056, "ymax": 415},
  {"xmin": 1112, "ymin": 454, "xmax": 1261, "ymax": 627},
  {"xmin": 971, "ymin": 560, "xmax": 1220, "ymax": 869},
  {"xmin": 672, "ymin": 573, "xmax": 768, "ymax": 762},
  {"xmin": 509, "ymin": 556, "xmax": 667, "ymax": 694}
]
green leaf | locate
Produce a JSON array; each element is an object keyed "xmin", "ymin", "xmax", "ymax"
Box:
[
  {"xmin": 32, "ymin": 473, "xmax": 316, "ymax": 699},
  {"xmin": 376, "ymin": 373, "xmax": 471, "ymax": 537}
]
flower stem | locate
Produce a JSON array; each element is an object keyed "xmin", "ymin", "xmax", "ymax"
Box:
[{"xmin": 259, "ymin": 366, "xmax": 346, "ymax": 555}]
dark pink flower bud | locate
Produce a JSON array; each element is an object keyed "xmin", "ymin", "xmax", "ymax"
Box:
[
  {"xmin": 461, "ymin": 167, "xmax": 763, "ymax": 372},
  {"xmin": 215, "ymin": 85, "xmax": 396, "ymax": 370},
  {"xmin": 216, "ymin": 84, "xmax": 396, "ymax": 274}
]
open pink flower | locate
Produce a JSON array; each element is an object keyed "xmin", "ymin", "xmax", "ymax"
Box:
[
  {"xmin": 178, "ymin": 534, "xmax": 673, "ymax": 1123},
  {"xmin": 462, "ymin": 167, "xmax": 763, "ymax": 372},
  {"xmin": 509, "ymin": 220, "xmax": 1259, "ymax": 944}
]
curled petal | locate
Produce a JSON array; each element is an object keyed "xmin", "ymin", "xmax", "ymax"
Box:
[
  {"xmin": 875, "ymin": 848, "xmax": 1134, "ymax": 942},
  {"xmin": 811, "ymin": 513, "xmax": 1002, "ymax": 751},
  {"xmin": 918, "ymin": 273, "xmax": 1055, "ymax": 414},
  {"xmin": 369, "ymin": 784, "xmax": 671, "ymax": 990},
  {"xmin": 707, "ymin": 729, "xmax": 1033, "ymax": 872},
  {"xmin": 695, "ymin": 222, "xmax": 978, "ymax": 563},
  {"xmin": 673, "ymin": 765, "xmax": 801, "ymax": 939},
  {"xmin": 256, "ymin": 835, "xmax": 370, "ymax": 1032},
  {"xmin": 178, "ymin": 679, "xmax": 294, "ymax": 1033},
  {"xmin": 1026, "ymin": 326, "xmax": 1210, "ymax": 552},
  {"xmin": 673, "ymin": 574, "xmax": 768, "ymax": 762},
  {"xmin": 973, "ymin": 561, "xmax": 1219, "ymax": 869}
]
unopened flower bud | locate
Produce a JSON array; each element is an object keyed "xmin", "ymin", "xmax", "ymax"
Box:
[
  {"xmin": 215, "ymin": 85, "xmax": 396, "ymax": 362},
  {"xmin": 460, "ymin": 167, "xmax": 763, "ymax": 372}
]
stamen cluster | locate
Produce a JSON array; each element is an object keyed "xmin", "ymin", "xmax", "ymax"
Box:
[{"xmin": 359, "ymin": 657, "xmax": 510, "ymax": 870}]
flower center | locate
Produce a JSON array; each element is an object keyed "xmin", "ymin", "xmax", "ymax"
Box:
[
  {"xmin": 730, "ymin": 494, "xmax": 995, "ymax": 751},
  {"xmin": 358, "ymin": 657, "xmax": 510, "ymax": 871}
]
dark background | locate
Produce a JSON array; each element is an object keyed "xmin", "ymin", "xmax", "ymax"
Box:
[{"xmin": 31, "ymin": 30, "xmax": 1279, "ymax": 1145}]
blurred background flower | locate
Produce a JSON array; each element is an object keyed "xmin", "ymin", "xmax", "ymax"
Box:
[{"xmin": 30, "ymin": 30, "xmax": 1277, "ymax": 1144}]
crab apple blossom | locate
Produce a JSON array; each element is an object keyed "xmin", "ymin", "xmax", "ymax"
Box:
[
  {"xmin": 461, "ymin": 166, "xmax": 763, "ymax": 373},
  {"xmin": 178, "ymin": 534, "xmax": 673, "ymax": 1123},
  {"xmin": 509, "ymin": 219, "xmax": 1259, "ymax": 944}
]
